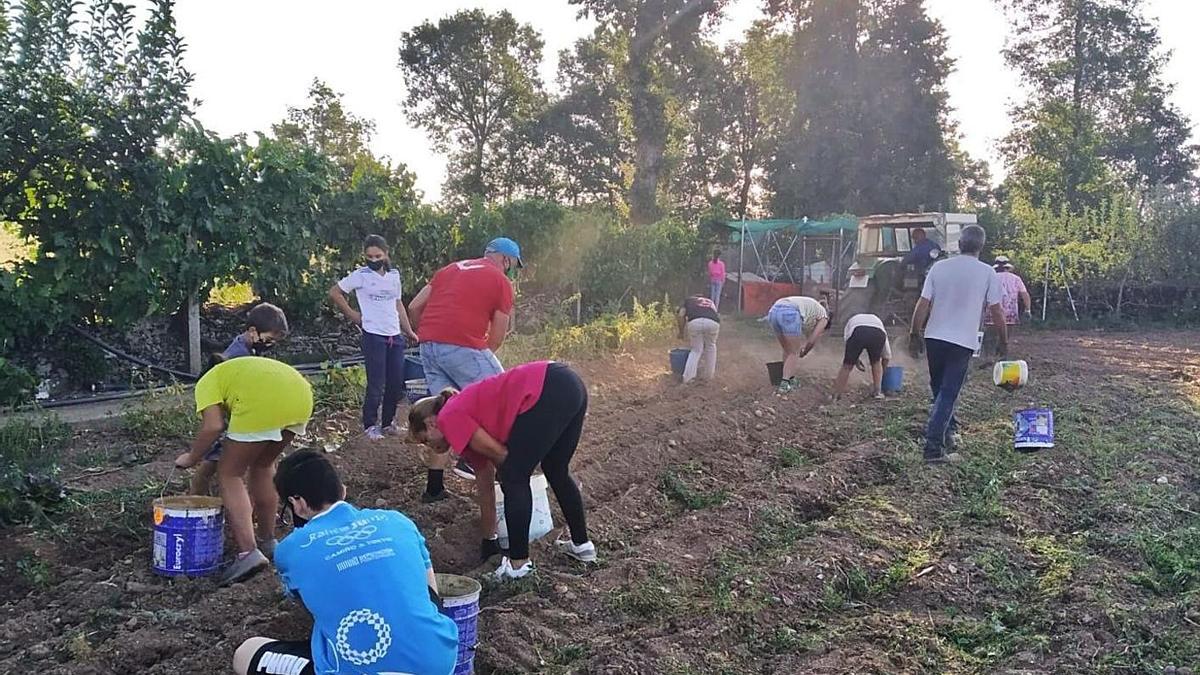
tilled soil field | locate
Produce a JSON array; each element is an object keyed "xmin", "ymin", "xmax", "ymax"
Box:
[{"xmin": 2, "ymin": 324, "xmax": 1198, "ymax": 674}]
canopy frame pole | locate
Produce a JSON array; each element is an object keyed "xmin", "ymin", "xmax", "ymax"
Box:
[
  {"xmin": 750, "ymin": 231, "xmax": 768, "ymax": 283},
  {"xmin": 775, "ymin": 230, "xmax": 801, "ymax": 286},
  {"xmin": 800, "ymin": 237, "xmax": 807, "ymax": 296},
  {"xmin": 738, "ymin": 220, "xmax": 746, "ymax": 315}
]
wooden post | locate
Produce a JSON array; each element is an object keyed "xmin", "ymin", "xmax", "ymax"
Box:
[
  {"xmin": 1041, "ymin": 257, "xmax": 1051, "ymax": 322},
  {"xmin": 188, "ymin": 292, "xmax": 202, "ymax": 376}
]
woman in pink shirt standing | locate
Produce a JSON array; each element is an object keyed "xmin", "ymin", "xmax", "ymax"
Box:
[
  {"xmin": 708, "ymin": 250, "xmax": 726, "ymax": 310},
  {"xmin": 408, "ymin": 361, "xmax": 596, "ymax": 580}
]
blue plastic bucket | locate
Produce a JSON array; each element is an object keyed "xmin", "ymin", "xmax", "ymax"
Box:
[
  {"xmin": 881, "ymin": 366, "xmax": 904, "ymax": 393},
  {"xmin": 406, "ymin": 378, "xmax": 430, "ymax": 405},
  {"xmin": 151, "ymin": 496, "xmax": 224, "ymax": 577},
  {"xmin": 1014, "ymin": 408, "xmax": 1054, "ymax": 452},
  {"xmin": 404, "ymin": 355, "xmax": 424, "ymax": 381},
  {"xmin": 669, "ymin": 348, "xmax": 690, "ymax": 379},
  {"xmin": 437, "ymin": 573, "xmax": 482, "ymax": 675}
]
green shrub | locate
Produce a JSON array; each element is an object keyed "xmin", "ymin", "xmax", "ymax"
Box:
[
  {"xmin": 0, "ymin": 357, "xmax": 37, "ymax": 408},
  {"xmin": 0, "ymin": 416, "xmax": 70, "ymax": 525},
  {"xmin": 313, "ymin": 363, "xmax": 366, "ymax": 413}
]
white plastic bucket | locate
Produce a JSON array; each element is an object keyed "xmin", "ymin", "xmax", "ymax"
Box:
[
  {"xmin": 993, "ymin": 360, "xmax": 1029, "ymax": 388},
  {"xmin": 494, "ymin": 474, "xmax": 554, "ymax": 550}
]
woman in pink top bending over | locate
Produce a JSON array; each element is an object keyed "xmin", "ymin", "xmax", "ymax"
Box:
[
  {"xmin": 708, "ymin": 250, "xmax": 726, "ymax": 310},
  {"xmin": 408, "ymin": 361, "xmax": 597, "ymax": 581}
]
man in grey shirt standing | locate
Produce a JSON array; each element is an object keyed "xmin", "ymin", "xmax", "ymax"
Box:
[{"xmin": 909, "ymin": 225, "xmax": 1007, "ymax": 464}]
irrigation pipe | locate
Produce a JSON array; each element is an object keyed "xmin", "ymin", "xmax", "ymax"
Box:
[{"xmin": 70, "ymin": 325, "xmax": 197, "ymax": 381}]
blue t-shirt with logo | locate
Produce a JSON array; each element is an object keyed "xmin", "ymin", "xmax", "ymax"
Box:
[{"xmin": 274, "ymin": 502, "xmax": 458, "ymax": 674}]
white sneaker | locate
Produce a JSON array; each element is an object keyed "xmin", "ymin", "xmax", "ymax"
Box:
[
  {"xmin": 556, "ymin": 537, "xmax": 597, "ymax": 563},
  {"xmin": 365, "ymin": 426, "xmax": 385, "ymax": 441},
  {"xmin": 382, "ymin": 424, "xmax": 405, "ymax": 437},
  {"xmin": 492, "ymin": 556, "xmax": 535, "ymax": 581}
]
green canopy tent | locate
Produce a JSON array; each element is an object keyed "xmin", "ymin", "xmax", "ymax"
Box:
[{"xmin": 726, "ymin": 217, "xmax": 858, "ymax": 315}]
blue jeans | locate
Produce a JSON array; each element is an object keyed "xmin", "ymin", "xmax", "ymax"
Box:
[
  {"xmin": 768, "ymin": 304, "xmax": 804, "ymax": 337},
  {"xmin": 924, "ymin": 338, "xmax": 971, "ymax": 457},
  {"xmin": 362, "ymin": 332, "xmax": 406, "ymax": 429},
  {"xmin": 419, "ymin": 342, "xmax": 503, "ymax": 393},
  {"xmin": 710, "ymin": 281, "xmax": 724, "ymax": 309}
]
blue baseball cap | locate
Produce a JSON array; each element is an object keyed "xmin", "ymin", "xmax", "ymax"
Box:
[{"xmin": 485, "ymin": 237, "xmax": 523, "ymax": 267}]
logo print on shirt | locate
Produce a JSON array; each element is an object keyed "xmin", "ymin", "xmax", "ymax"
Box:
[
  {"xmin": 325, "ymin": 524, "xmax": 378, "ymax": 547},
  {"xmin": 335, "ymin": 608, "xmax": 392, "ymax": 666}
]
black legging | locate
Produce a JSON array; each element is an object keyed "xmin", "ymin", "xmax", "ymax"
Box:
[{"xmin": 499, "ymin": 363, "xmax": 589, "ymax": 561}]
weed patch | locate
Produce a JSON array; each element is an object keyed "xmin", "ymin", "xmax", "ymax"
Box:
[
  {"xmin": 608, "ymin": 564, "xmax": 685, "ymax": 618},
  {"xmin": 121, "ymin": 383, "xmax": 196, "ymax": 442},
  {"xmin": 1130, "ymin": 526, "xmax": 1200, "ymax": 595},
  {"xmin": 1023, "ymin": 534, "xmax": 1081, "ymax": 597},
  {"xmin": 0, "ymin": 415, "xmax": 70, "ymax": 524},
  {"xmin": 777, "ymin": 446, "xmax": 810, "ymax": 468},
  {"xmin": 660, "ymin": 465, "xmax": 727, "ymax": 510},
  {"xmin": 312, "ymin": 363, "xmax": 366, "ymax": 413}
]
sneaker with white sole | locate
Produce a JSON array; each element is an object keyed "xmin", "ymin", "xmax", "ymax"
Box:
[
  {"xmin": 556, "ymin": 537, "xmax": 597, "ymax": 563},
  {"xmin": 382, "ymin": 424, "xmax": 405, "ymax": 437},
  {"xmin": 219, "ymin": 549, "xmax": 269, "ymax": 586},
  {"xmin": 492, "ymin": 556, "xmax": 535, "ymax": 581},
  {"xmin": 453, "ymin": 459, "xmax": 477, "ymax": 480},
  {"xmin": 365, "ymin": 426, "xmax": 385, "ymax": 441}
]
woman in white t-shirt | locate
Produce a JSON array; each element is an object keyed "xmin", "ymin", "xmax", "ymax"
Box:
[{"xmin": 328, "ymin": 235, "xmax": 419, "ymax": 440}]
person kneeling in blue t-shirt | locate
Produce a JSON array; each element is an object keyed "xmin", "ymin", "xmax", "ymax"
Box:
[{"xmin": 232, "ymin": 450, "xmax": 458, "ymax": 675}]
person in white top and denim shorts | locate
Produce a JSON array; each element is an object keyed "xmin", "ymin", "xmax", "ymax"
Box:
[{"xmin": 767, "ymin": 296, "xmax": 830, "ymax": 393}]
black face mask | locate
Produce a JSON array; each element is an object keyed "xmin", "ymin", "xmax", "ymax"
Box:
[
  {"xmin": 366, "ymin": 259, "xmax": 388, "ymax": 272},
  {"xmin": 251, "ymin": 340, "xmax": 275, "ymax": 355},
  {"xmin": 281, "ymin": 501, "xmax": 308, "ymax": 528}
]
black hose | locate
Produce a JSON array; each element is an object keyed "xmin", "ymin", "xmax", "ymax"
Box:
[{"xmin": 70, "ymin": 325, "xmax": 198, "ymax": 381}]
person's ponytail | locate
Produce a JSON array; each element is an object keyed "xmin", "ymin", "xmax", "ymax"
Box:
[{"xmin": 407, "ymin": 388, "xmax": 460, "ymax": 436}]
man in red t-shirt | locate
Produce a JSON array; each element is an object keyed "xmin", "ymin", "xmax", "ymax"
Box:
[{"xmin": 408, "ymin": 238, "xmax": 520, "ymax": 501}]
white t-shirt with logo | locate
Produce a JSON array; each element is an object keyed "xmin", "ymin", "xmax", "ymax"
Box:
[
  {"xmin": 920, "ymin": 256, "xmax": 1003, "ymax": 350},
  {"xmin": 337, "ymin": 267, "xmax": 402, "ymax": 337},
  {"xmin": 843, "ymin": 313, "xmax": 892, "ymax": 360}
]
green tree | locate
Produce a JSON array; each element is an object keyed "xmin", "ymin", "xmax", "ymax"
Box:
[
  {"xmin": 398, "ymin": 10, "xmax": 544, "ymax": 203},
  {"xmin": 725, "ymin": 23, "xmax": 792, "ymax": 218},
  {"xmin": 767, "ymin": 0, "xmax": 962, "ymax": 217},
  {"xmin": 570, "ymin": 0, "xmax": 729, "ymax": 225},
  {"xmin": 769, "ymin": 0, "xmax": 865, "ymax": 216},
  {"xmin": 857, "ymin": 0, "xmax": 958, "ymax": 213},
  {"xmin": 999, "ymin": 0, "xmax": 1196, "ymax": 211},
  {"xmin": 0, "ymin": 0, "xmax": 194, "ymax": 337},
  {"xmin": 272, "ymin": 78, "xmax": 375, "ymax": 180},
  {"xmin": 530, "ymin": 30, "xmax": 630, "ymax": 208}
]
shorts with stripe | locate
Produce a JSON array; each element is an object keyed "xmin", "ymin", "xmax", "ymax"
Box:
[{"xmin": 247, "ymin": 639, "xmax": 314, "ymax": 675}]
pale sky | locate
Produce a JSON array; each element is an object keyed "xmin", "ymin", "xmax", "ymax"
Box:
[{"xmin": 174, "ymin": 0, "xmax": 1200, "ymax": 202}]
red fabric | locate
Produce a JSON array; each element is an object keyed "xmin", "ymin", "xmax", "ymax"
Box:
[
  {"xmin": 741, "ymin": 282, "xmax": 803, "ymax": 315},
  {"xmin": 437, "ymin": 361, "xmax": 551, "ymax": 468},
  {"xmin": 417, "ymin": 258, "xmax": 515, "ymax": 350}
]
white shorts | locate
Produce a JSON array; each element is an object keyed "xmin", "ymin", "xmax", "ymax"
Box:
[{"xmin": 225, "ymin": 422, "xmax": 308, "ymax": 443}]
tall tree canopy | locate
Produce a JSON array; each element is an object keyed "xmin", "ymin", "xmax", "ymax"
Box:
[
  {"xmin": 999, "ymin": 0, "xmax": 1196, "ymax": 212},
  {"xmin": 767, "ymin": 0, "xmax": 960, "ymax": 217},
  {"xmin": 398, "ymin": 9, "xmax": 544, "ymax": 204},
  {"xmin": 570, "ymin": 0, "xmax": 729, "ymax": 224}
]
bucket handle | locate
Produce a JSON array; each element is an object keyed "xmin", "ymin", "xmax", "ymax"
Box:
[{"xmin": 159, "ymin": 465, "xmax": 176, "ymax": 502}]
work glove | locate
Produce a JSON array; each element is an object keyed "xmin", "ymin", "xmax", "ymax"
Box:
[{"xmin": 907, "ymin": 333, "xmax": 924, "ymax": 359}]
